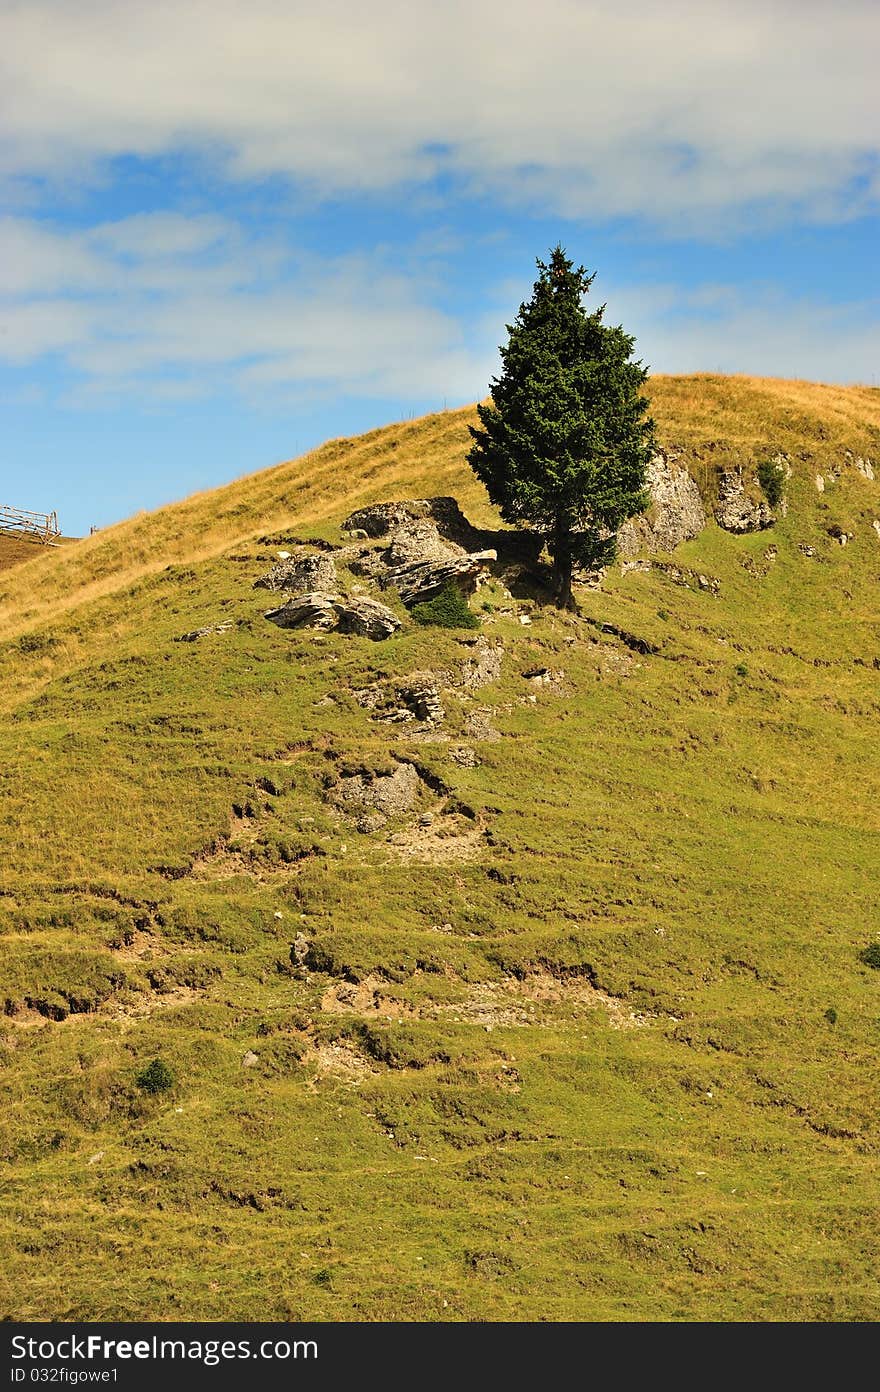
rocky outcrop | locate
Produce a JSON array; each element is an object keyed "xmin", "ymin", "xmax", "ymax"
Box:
[
  {"xmin": 264, "ymin": 593, "xmax": 400, "ymax": 640},
  {"xmin": 254, "ymin": 552, "xmax": 337, "ymax": 594},
  {"xmin": 330, "ymin": 760, "xmax": 428, "ymax": 831},
  {"xmin": 847, "ymin": 451, "xmax": 875, "ymax": 481},
  {"xmin": 344, "ymin": 503, "xmax": 500, "ymax": 607},
  {"xmin": 459, "ymin": 635, "xmax": 503, "ymax": 690},
  {"xmin": 175, "ymin": 621, "xmax": 234, "ymax": 642},
  {"xmin": 715, "ymin": 468, "xmax": 775, "ymax": 533},
  {"xmin": 389, "ymin": 546, "xmax": 498, "ymax": 606},
  {"xmin": 344, "ymin": 497, "xmax": 485, "ymax": 549},
  {"xmin": 617, "ymin": 451, "xmax": 706, "ymax": 556},
  {"xmin": 382, "ymin": 675, "xmax": 445, "ymax": 725}
]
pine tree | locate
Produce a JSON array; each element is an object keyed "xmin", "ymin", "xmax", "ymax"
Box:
[{"xmin": 467, "ymin": 246, "xmax": 655, "ymax": 609}]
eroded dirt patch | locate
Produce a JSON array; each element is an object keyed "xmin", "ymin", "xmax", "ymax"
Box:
[{"xmin": 301, "ymin": 1039, "xmax": 376, "ymax": 1084}]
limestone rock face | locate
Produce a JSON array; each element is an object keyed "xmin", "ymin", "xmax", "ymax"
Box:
[
  {"xmin": 617, "ymin": 451, "xmax": 706, "ymax": 556},
  {"xmin": 264, "ymin": 592, "xmax": 340, "ymax": 632},
  {"xmin": 715, "ymin": 469, "xmax": 775, "ymax": 533}
]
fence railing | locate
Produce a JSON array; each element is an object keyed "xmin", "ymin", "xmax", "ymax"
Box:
[{"xmin": 0, "ymin": 504, "xmax": 61, "ymax": 543}]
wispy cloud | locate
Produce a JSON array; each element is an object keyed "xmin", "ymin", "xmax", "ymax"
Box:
[
  {"xmin": 1, "ymin": 213, "xmax": 875, "ymax": 403},
  {"xmin": 0, "ymin": 214, "xmax": 499, "ymax": 402}
]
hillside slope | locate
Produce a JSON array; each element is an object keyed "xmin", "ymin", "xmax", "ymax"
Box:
[{"xmin": 1, "ymin": 375, "xmax": 879, "ymax": 1321}]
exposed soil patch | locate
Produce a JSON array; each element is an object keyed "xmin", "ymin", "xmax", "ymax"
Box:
[
  {"xmin": 438, "ymin": 974, "xmax": 659, "ymax": 1029},
  {"xmin": 321, "ymin": 975, "xmax": 416, "ymax": 1019},
  {"xmin": 316, "ymin": 968, "xmax": 661, "ymax": 1031},
  {"xmin": 111, "ymin": 983, "xmax": 204, "ymax": 1019},
  {"xmin": 301, "ymin": 1039, "xmax": 375, "ymax": 1084},
  {"xmin": 383, "ymin": 812, "xmax": 487, "ymax": 864},
  {"xmin": 111, "ymin": 928, "xmax": 169, "ymax": 963}
]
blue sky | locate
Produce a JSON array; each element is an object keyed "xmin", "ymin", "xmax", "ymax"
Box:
[{"xmin": 1, "ymin": 0, "xmax": 878, "ymax": 536}]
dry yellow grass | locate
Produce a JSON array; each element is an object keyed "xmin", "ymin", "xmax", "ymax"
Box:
[{"xmin": 1, "ymin": 373, "xmax": 877, "ymax": 649}]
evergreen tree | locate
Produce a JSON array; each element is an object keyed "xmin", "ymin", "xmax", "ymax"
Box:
[{"xmin": 467, "ymin": 246, "xmax": 655, "ymax": 608}]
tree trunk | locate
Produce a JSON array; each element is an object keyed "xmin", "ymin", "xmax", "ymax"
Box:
[{"xmin": 551, "ymin": 522, "xmax": 576, "ymax": 611}]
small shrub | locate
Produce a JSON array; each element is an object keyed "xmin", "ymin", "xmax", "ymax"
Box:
[
  {"xmin": 757, "ymin": 458, "xmax": 785, "ymax": 507},
  {"xmin": 734, "ymin": 661, "xmax": 749, "ymax": 678},
  {"xmin": 16, "ymin": 633, "xmax": 59, "ymax": 655},
  {"xmin": 411, "ymin": 584, "xmax": 480, "ymax": 630},
  {"xmin": 824, "ymin": 1007, "xmax": 837, "ymax": 1025},
  {"xmin": 135, "ymin": 1058, "xmax": 175, "ymax": 1094},
  {"xmin": 858, "ymin": 943, "xmax": 880, "ymax": 970}
]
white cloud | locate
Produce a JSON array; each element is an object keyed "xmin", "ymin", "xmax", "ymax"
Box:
[
  {"xmin": 0, "ymin": 213, "xmax": 499, "ymax": 402},
  {"xmin": 0, "ymin": 0, "xmax": 877, "ymax": 228},
  {"xmin": 598, "ymin": 279, "xmax": 880, "ymax": 385},
  {"xmin": 0, "ymin": 213, "xmax": 875, "ymax": 400}
]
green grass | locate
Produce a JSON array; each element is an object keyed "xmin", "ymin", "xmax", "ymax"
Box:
[{"xmin": 1, "ymin": 375, "xmax": 879, "ymax": 1320}]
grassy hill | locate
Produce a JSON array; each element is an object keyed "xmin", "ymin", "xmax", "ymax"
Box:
[{"xmin": 1, "ymin": 374, "xmax": 879, "ymax": 1321}]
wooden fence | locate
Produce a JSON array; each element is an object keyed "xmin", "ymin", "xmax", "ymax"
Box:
[{"xmin": 0, "ymin": 504, "xmax": 61, "ymax": 544}]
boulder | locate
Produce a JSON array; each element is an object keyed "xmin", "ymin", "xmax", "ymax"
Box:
[
  {"xmin": 336, "ymin": 596, "xmax": 401, "ymax": 639},
  {"xmin": 263, "ymin": 592, "xmax": 400, "ymax": 640},
  {"xmin": 332, "ymin": 761, "xmax": 424, "ymax": 829},
  {"xmin": 264, "ymin": 592, "xmax": 340, "ymax": 632},
  {"xmin": 343, "ymin": 497, "xmax": 484, "ymax": 549},
  {"xmin": 617, "ymin": 451, "xmax": 706, "ymax": 556}
]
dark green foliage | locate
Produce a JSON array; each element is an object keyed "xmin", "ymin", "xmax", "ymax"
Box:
[
  {"xmin": 858, "ymin": 943, "xmax": 880, "ymax": 969},
  {"xmin": 16, "ymin": 633, "xmax": 59, "ymax": 655},
  {"xmin": 757, "ymin": 457, "xmax": 785, "ymax": 506},
  {"xmin": 411, "ymin": 584, "xmax": 480, "ymax": 630},
  {"xmin": 824, "ymin": 1007, "xmax": 838, "ymax": 1024},
  {"xmin": 135, "ymin": 1058, "xmax": 175, "ymax": 1094},
  {"xmin": 467, "ymin": 246, "xmax": 655, "ymax": 607}
]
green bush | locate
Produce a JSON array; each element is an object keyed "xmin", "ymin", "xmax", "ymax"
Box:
[
  {"xmin": 757, "ymin": 457, "xmax": 785, "ymax": 506},
  {"xmin": 858, "ymin": 943, "xmax": 880, "ymax": 970},
  {"xmin": 411, "ymin": 584, "xmax": 480, "ymax": 630},
  {"xmin": 824, "ymin": 1007, "xmax": 837, "ymax": 1024},
  {"xmin": 135, "ymin": 1058, "xmax": 175, "ymax": 1094}
]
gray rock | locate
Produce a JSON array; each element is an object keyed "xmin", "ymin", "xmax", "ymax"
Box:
[
  {"xmin": 459, "ymin": 636, "xmax": 503, "ymax": 690},
  {"xmin": 264, "ymin": 592, "xmax": 341, "ymax": 633},
  {"xmin": 617, "ymin": 451, "xmax": 706, "ymax": 556},
  {"xmin": 385, "ymin": 518, "xmax": 458, "ymax": 567},
  {"xmin": 333, "ymin": 761, "xmax": 424, "ymax": 827},
  {"xmin": 386, "ymin": 675, "xmax": 446, "ymax": 724},
  {"xmin": 715, "ymin": 468, "xmax": 775, "ymax": 533},
  {"xmin": 242, "ymin": 1050, "xmax": 259, "ymax": 1069},
  {"xmin": 450, "ymin": 745, "xmax": 480, "ymax": 767},
  {"xmin": 336, "ymin": 596, "xmax": 401, "ymax": 639},
  {"xmin": 652, "ymin": 561, "xmax": 721, "ymax": 595},
  {"xmin": 343, "ymin": 497, "xmax": 485, "ymax": 549},
  {"xmin": 254, "ymin": 552, "xmax": 337, "ymax": 595},
  {"xmin": 264, "ymin": 592, "xmax": 400, "ymax": 640},
  {"xmin": 175, "ymin": 622, "xmax": 234, "ymax": 642},
  {"xmin": 388, "ymin": 549, "xmax": 496, "ymax": 607}
]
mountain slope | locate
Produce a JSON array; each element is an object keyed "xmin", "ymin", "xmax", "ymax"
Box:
[{"xmin": 1, "ymin": 375, "xmax": 879, "ymax": 1321}]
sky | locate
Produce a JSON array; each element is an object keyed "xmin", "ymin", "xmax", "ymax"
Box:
[{"xmin": 0, "ymin": 0, "xmax": 878, "ymax": 536}]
